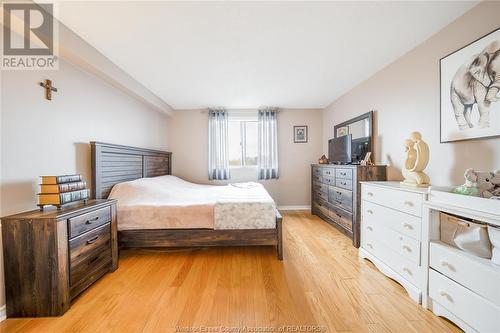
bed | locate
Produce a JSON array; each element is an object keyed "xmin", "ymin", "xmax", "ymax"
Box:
[{"xmin": 90, "ymin": 142, "xmax": 283, "ymax": 260}]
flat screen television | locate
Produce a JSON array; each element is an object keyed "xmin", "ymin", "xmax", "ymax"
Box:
[{"xmin": 328, "ymin": 135, "xmax": 352, "ymax": 164}]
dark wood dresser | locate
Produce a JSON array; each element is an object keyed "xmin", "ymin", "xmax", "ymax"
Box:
[
  {"xmin": 1, "ymin": 199, "xmax": 118, "ymax": 317},
  {"xmin": 311, "ymin": 164, "xmax": 386, "ymax": 247}
]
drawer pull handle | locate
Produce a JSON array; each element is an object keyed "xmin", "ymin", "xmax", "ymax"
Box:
[
  {"xmin": 403, "ymin": 267, "xmax": 413, "ymax": 275},
  {"xmin": 439, "ymin": 290, "xmax": 454, "ymax": 302},
  {"xmin": 440, "ymin": 261, "xmax": 456, "ymax": 272},
  {"xmin": 367, "ymin": 226, "xmax": 373, "ymax": 231},
  {"xmin": 367, "ymin": 192, "xmax": 374, "ymax": 197},
  {"xmin": 86, "ymin": 236, "xmax": 100, "ymax": 245},
  {"xmin": 403, "ymin": 223, "xmax": 413, "ymax": 230},
  {"xmin": 402, "ymin": 245, "xmax": 412, "ymax": 252},
  {"xmin": 404, "ymin": 201, "xmax": 414, "ymax": 207},
  {"xmin": 89, "ymin": 256, "xmax": 99, "ymax": 265},
  {"xmin": 366, "ymin": 243, "xmax": 373, "ymax": 248},
  {"xmin": 367, "ymin": 209, "xmax": 373, "ymax": 214},
  {"xmin": 86, "ymin": 216, "xmax": 100, "ymax": 224}
]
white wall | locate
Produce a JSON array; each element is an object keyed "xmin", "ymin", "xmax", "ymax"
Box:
[
  {"xmin": 323, "ymin": 1, "xmax": 500, "ymax": 185},
  {"xmin": 169, "ymin": 109, "xmax": 323, "ymax": 207},
  {"xmin": 0, "ymin": 59, "xmax": 170, "ymax": 309}
]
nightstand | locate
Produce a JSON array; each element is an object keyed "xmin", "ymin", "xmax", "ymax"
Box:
[{"xmin": 1, "ymin": 199, "xmax": 118, "ymax": 317}]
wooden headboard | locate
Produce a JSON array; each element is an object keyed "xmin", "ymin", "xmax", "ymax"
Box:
[{"xmin": 91, "ymin": 142, "xmax": 172, "ymax": 199}]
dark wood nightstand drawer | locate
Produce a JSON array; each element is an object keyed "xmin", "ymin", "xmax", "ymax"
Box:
[
  {"xmin": 68, "ymin": 206, "xmax": 111, "ymax": 239},
  {"xmin": 70, "ymin": 248, "xmax": 112, "ymax": 299},
  {"xmin": 70, "ymin": 223, "xmax": 111, "ymax": 267}
]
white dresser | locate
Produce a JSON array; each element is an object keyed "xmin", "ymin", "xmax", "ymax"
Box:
[
  {"xmin": 359, "ymin": 182, "xmax": 429, "ymax": 304},
  {"xmin": 425, "ymin": 188, "xmax": 500, "ymax": 333}
]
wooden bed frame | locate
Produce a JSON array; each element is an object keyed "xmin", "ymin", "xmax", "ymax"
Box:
[{"xmin": 91, "ymin": 142, "xmax": 283, "ymax": 260}]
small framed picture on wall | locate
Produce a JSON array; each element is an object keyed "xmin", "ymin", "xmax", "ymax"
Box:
[
  {"xmin": 294, "ymin": 125, "xmax": 308, "ymax": 143},
  {"xmin": 336, "ymin": 126, "xmax": 349, "ymax": 137}
]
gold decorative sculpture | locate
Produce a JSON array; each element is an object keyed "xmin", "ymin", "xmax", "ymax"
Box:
[{"xmin": 401, "ymin": 132, "xmax": 430, "ymax": 187}]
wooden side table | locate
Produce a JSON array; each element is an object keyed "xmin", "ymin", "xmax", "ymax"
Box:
[{"xmin": 1, "ymin": 199, "xmax": 118, "ymax": 317}]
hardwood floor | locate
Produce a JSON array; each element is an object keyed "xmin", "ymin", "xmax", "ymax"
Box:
[{"xmin": 0, "ymin": 211, "xmax": 460, "ymax": 333}]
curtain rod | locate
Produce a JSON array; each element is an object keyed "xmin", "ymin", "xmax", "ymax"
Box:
[{"xmin": 200, "ymin": 108, "xmax": 281, "ymax": 114}]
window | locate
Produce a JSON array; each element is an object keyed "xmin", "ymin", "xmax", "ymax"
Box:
[{"xmin": 228, "ymin": 120, "xmax": 258, "ymax": 167}]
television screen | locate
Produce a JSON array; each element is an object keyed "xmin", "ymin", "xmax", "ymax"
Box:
[{"xmin": 328, "ymin": 134, "xmax": 352, "ymax": 164}]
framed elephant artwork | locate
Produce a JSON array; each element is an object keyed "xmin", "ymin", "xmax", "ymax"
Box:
[{"xmin": 440, "ymin": 27, "xmax": 500, "ymax": 142}]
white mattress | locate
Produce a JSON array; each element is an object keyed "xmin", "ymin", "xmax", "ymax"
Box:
[{"xmin": 109, "ymin": 175, "xmax": 276, "ymax": 230}]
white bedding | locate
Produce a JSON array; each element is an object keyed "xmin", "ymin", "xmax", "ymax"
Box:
[{"xmin": 109, "ymin": 175, "xmax": 276, "ymax": 231}]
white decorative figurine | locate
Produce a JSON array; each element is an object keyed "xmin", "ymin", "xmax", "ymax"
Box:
[{"xmin": 401, "ymin": 131, "xmax": 430, "ymax": 187}]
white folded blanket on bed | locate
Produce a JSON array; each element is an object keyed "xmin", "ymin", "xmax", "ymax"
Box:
[{"xmin": 109, "ymin": 175, "xmax": 276, "ymax": 230}]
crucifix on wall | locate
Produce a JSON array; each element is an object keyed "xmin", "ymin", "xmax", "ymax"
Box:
[{"xmin": 39, "ymin": 79, "xmax": 58, "ymax": 100}]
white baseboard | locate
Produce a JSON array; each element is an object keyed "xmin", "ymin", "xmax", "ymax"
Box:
[
  {"xmin": 277, "ymin": 205, "xmax": 311, "ymax": 211},
  {"xmin": 0, "ymin": 305, "xmax": 6, "ymax": 321}
]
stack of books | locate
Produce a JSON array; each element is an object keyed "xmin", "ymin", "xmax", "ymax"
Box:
[{"xmin": 38, "ymin": 174, "xmax": 90, "ymax": 208}]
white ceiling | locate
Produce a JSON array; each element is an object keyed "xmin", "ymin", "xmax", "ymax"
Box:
[{"xmin": 56, "ymin": 1, "xmax": 476, "ymax": 110}]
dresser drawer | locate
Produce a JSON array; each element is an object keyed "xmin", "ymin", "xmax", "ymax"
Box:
[
  {"xmin": 312, "ymin": 174, "xmax": 322, "ymax": 183},
  {"xmin": 385, "ymin": 229, "xmax": 421, "ymax": 265},
  {"xmin": 312, "ymin": 167, "xmax": 322, "ymax": 177},
  {"xmin": 68, "ymin": 206, "xmax": 111, "ymax": 239},
  {"xmin": 70, "ymin": 249, "xmax": 112, "ymax": 299},
  {"xmin": 314, "ymin": 190, "xmax": 329, "ymax": 202},
  {"xmin": 335, "ymin": 168, "xmax": 353, "ymax": 180},
  {"xmin": 70, "ymin": 248, "xmax": 112, "ymax": 288},
  {"xmin": 312, "ymin": 181, "xmax": 328, "ymax": 195},
  {"xmin": 362, "ymin": 230, "xmax": 421, "ymax": 287},
  {"xmin": 335, "ymin": 178, "xmax": 353, "ymax": 190},
  {"xmin": 363, "ymin": 217, "xmax": 420, "ymax": 264},
  {"xmin": 69, "ymin": 223, "xmax": 111, "ymax": 267},
  {"xmin": 429, "ymin": 269, "xmax": 500, "ymax": 333},
  {"xmin": 329, "ymin": 205, "xmax": 352, "ymax": 232},
  {"xmin": 322, "ymin": 168, "xmax": 335, "ymax": 178},
  {"xmin": 322, "ymin": 176, "xmax": 335, "ymax": 186},
  {"xmin": 312, "ymin": 198, "xmax": 331, "ymax": 218},
  {"xmin": 362, "ymin": 200, "xmax": 421, "ymax": 240},
  {"xmin": 329, "ymin": 186, "xmax": 353, "ymax": 212},
  {"xmin": 430, "ymin": 242, "xmax": 500, "ymax": 307},
  {"xmin": 362, "ymin": 184, "xmax": 423, "ymax": 217}
]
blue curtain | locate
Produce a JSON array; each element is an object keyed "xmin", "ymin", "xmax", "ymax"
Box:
[
  {"xmin": 208, "ymin": 108, "xmax": 230, "ymax": 180},
  {"xmin": 258, "ymin": 107, "xmax": 279, "ymax": 180}
]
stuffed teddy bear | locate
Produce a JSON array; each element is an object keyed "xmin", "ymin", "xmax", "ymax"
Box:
[
  {"xmin": 453, "ymin": 168, "xmax": 480, "ymax": 196},
  {"xmin": 453, "ymin": 168, "xmax": 500, "ymax": 198},
  {"xmin": 481, "ymin": 170, "xmax": 500, "ymax": 199}
]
